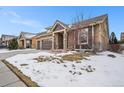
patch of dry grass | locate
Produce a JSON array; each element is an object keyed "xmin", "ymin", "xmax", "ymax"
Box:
[
  {"xmin": 62, "ymin": 52, "xmax": 89, "ymax": 61},
  {"xmin": 33, "ymin": 56, "xmax": 48, "ymax": 62},
  {"xmin": 33, "ymin": 56, "xmax": 64, "ymax": 63},
  {"xmin": 34, "ymin": 51, "xmax": 92, "ymax": 62}
]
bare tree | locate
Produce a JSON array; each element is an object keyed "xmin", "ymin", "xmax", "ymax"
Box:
[
  {"xmin": 71, "ymin": 11, "xmax": 93, "ymax": 50},
  {"xmin": 71, "ymin": 11, "xmax": 84, "ymax": 50}
]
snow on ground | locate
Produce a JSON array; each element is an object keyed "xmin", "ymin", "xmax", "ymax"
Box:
[
  {"xmin": 0, "ymin": 49, "xmax": 36, "ymax": 53},
  {"xmin": 6, "ymin": 51, "xmax": 124, "ymax": 87}
]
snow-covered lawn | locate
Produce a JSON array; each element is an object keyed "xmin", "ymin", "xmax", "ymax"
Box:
[
  {"xmin": 6, "ymin": 51, "xmax": 124, "ymax": 87},
  {"xmin": 0, "ymin": 49, "xmax": 36, "ymax": 53}
]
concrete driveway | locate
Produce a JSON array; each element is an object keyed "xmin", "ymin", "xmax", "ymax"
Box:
[
  {"xmin": 0, "ymin": 49, "xmax": 41, "ymax": 87},
  {"xmin": 0, "ymin": 49, "xmax": 41, "ymax": 59}
]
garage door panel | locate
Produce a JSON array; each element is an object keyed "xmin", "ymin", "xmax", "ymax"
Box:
[{"xmin": 42, "ymin": 39, "xmax": 52, "ymax": 50}]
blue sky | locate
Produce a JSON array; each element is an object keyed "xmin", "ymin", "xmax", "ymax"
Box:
[{"xmin": 0, "ymin": 6, "xmax": 124, "ymax": 40}]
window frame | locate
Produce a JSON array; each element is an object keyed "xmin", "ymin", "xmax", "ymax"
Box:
[{"xmin": 78, "ymin": 28, "xmax": 89, "ymax": 45}]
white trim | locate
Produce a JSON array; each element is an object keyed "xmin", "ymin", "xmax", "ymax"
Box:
[
  {"xmin": 22, "ymin": 38, "xmax": 26, "ymax": 48},
  {"xmin": 92, "ymin": 25, "xmax": 95, "ymax": 49},
  {"xmin": 40, "ymin": 40, "xmax": 42, "ymax": 49},
  {"xmin": 51, "ymin": 21, "xmax": 67, "ymax": 32},
  {"xmin": 53, "ymin": 29, "xmax": 65, "ymax": 33}
]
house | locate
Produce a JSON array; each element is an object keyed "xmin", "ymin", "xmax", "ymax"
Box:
[
  {"xmin": 32, "ymin": 14, "xmax": 109, "ymax": 51},
  {"xmin": 121, "ymin": 32, "xmax": 124, "ymax": 41},
  {"xmin": 0, "ymin": 38, "xmax": 1, "ymax": 44},
  {"xmin": 1, "ymin": 34, "xmax": 17, "ymax": 47},
  {"xmin": 0, "ymin": 38, "xmax": 2, "ymax": 47},
  {"xmin": 18, "ymin": 32, "xmax": 36, "ymax": 48}
]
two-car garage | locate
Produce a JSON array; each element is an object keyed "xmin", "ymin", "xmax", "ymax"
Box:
[
  {"xmin": 37, "ymin": 39, "xmax": 52, "ymax": 50},
  {"xmin": 42, "ymin": 39, "xmax": 52, "ymax": 50}
]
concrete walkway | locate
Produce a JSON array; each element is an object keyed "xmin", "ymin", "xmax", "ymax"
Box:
[
  {"xmin": 0, "ymin": 61, "xmax": 26, "ymax": 87},
  {"xmin": 0, "ymin": 49, "xmax": 41, "ymax": 87}
]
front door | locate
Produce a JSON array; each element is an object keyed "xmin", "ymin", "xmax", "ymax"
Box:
[
  {"xmin": 42, "ymin": 39, "xmax": 52, "ymax": 50},
  {"xmin": 58, "ymin": 33, "xmax": 63, "ymax": 49}
]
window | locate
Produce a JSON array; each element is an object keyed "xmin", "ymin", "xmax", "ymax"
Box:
[
  {"xmin": 26, "ymin": 40, "xmax": 30, "ymax": 44},
  {"xmin": 78, "ymin": 28, "xmax": 88, "ymax": 44}
]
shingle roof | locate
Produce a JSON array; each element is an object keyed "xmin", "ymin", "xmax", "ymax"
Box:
[
  {"xmin": 45, "ymin": 26, "xmax": 52, "ymax": 30},
  {"xmin": 35, "ymin": 14, "xmax": 108, "ymax": 38},
  {"xmin": 45, "ymin": 20, "xmax": 69, "ymax": 31},
  {"xmin": 55, "ymin": 20, "xmax": 69, "ymax": 28},
  {"xmin": 20, "ymin": 31, "xmax": 36, "ymax": 39},
  {"xmin": 36, "ymin": 31, "xmax": 47, "ymax": 36},
  {"xmin": 1, "ymin": 34, "xmax": 17, "ymax": 41},
  {"xmin": 1, "ymin": 34, "xmax": 17, "ymax": 38},
  {"xmin": 71, "ymin": 14, "xmax": 108, "ymax": 29}
]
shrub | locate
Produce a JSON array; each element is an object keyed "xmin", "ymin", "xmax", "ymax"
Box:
[
  {"xmin": 118, "ymin": 40, "xmax": 124, "ymax": 44},
  {"xmin": 109, "ymin": 32, "xmax": 118, "ymax": 44},
  {"xmin": 107, "ymin": 54, "xmax": 116, "ymax": 58},
  {"xmin": 8, "ymin": 38, "xmax": 18, "ymax": 50},
  {"xmin": 109, "ymin": 44, "xmax": 120, "ymax": 52}
]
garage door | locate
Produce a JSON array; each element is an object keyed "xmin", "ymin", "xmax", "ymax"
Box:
[{"xmin": 42, "ymin": 39, "xmax": 52, "ymax": 50}]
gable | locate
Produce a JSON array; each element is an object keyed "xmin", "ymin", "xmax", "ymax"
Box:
[
  {"xmin": 53, "ymin": 23, "xmax": 65, "ymax": 31},
  {"xmin": 19, "ymin": 33, "xmax": 24, "ymax": 39},
  {"xmin": 51, "ymin": 21, "xmax": 68, "ymax": 32}
]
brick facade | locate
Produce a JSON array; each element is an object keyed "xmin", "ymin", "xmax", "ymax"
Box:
[{"xmin": 32, "ymin": 14, "xmax": 109, "ymax": 51}]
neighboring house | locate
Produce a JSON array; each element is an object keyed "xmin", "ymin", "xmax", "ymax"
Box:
[
  {"xmin": 1, "ymin": 34, "xmax": 17, "ymax": 47},
  {"xmin": 121, "ymin": 32, "xmax": 124, "ymax": 41},
  {"xmin": 0, "ymin": 38, "xmax": 2, "ymax": 47},
  {"xmin": 18, "ymin": 32, "xmax": 36, "ymax": 48},
  {"xmin": 32, "ymin": 14, "xmax": 109, "ymax": 51},
  {"xmin": 0, "ymin": 38, "xmax": 1, "ymax": 44}
]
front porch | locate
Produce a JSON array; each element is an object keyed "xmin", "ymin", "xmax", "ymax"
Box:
[
  {"xmin": 19, "ymin": 39, "xmax": 25, "ymax": 49},
  {"xmin": 52, "ymin": 29, "xmax": 67, "ymax": 50},
  {"xmin": 19, "ymin": 39, "xmax": 32, "ymax": 49}
]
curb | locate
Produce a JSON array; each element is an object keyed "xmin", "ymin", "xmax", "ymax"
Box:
[{"xmin": 1, "ymin": 60, "xmax": 39, "ymax": 87}]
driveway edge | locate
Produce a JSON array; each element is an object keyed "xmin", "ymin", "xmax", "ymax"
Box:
[{"xmin": 1, "ymin": 60, "xmax": 39, "ymax": 87}]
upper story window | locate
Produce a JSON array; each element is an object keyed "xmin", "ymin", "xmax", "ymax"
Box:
[{"xmin": 78, "ymin": 28, "xmax": 88, "ymax": 44}]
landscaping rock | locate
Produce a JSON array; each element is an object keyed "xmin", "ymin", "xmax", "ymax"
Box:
[
  {"xmin": 20, "ymin": 64, "xmax": 28, "ymax": 66},
  {"xmin": 107, "ymin": 54, "xmax": 116, "ymax": 58},
  {"xmin": 85, "ymin": 65, "xmax": 95, "ymax": 72},
  {"xmin": 63, "ymin": 65, "xmax": 67, "ymax": 67}
]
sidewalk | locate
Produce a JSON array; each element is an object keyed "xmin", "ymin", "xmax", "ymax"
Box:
[{"xmin": 0, "ymin": 61, "xmax": 26, "ymax": 87}]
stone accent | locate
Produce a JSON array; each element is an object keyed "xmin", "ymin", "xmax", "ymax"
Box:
[{"xmin": 63, "ymin": 30, "xmax": 67, "ymax": 50}]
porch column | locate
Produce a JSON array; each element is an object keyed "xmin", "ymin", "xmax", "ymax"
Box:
[
  {"xmin": 63, "ymin": 30, "xmax": 67, "ymax": 50},
  {"xmin": 99, "ymin": 23, "xmax": 102, "ymax": 51},
  {"xmin": 92, "ymin": 25, "xmax": 95, "ymax": 49},
  {"xmin": 52, "ymin": 33, "xmax": 55, "ymax": 50},
  {"xmin": 40, "ymin": 40, "xmax": 42, "ymax": 49},
  {"xmin": 56, "ymin": 34, "xmax": 59, "ymax": 49},
  {"xmin": 24, "ymin": 39, "xmax": 26, "ymax": 48}
]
